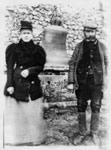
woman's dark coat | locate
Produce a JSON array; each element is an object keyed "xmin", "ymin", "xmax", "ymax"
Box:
[{"xmin": 4, "ymin": 39, "xmax": 46, "ymax": 102}]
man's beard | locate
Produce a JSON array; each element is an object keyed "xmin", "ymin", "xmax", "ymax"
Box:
[{"xmin": 85, "ymin": 36, "xmax": 96, "ymax": 42}]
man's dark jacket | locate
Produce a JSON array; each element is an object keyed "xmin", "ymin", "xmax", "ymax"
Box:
[
  {"xmin": 68, "ymin": 40, "xmax": 107, "ymax": 86},
  {"xmin": 4, "ymin": 39, "xmax": 46, "ymax": 102}
]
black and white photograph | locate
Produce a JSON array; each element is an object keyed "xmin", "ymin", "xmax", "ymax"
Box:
[{"xmin": 0, "ymin": 0, "xmax": 111, "ymax": 150}]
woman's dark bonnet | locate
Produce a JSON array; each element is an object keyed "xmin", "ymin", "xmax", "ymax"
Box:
[{"xmin": 20, "ymin": 20, "xmax": 32, "ymax": 31}]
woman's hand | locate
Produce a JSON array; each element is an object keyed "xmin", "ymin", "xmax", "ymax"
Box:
[
  {"xmin": 21, "ymin": 69, "xmax": 29, "ymax": 78},
  {"xmin": 7, "ymin": 87, "xmax": 14, "ymax": 94}
]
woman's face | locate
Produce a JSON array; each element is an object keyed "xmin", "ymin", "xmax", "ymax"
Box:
[{"xmin": 20, "ymin": 29, "xmax": 33, "ymax": 42}]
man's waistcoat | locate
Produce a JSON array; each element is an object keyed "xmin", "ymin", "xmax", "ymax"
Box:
[{"xmin": 76, "ymin": 41, "xmax": 103, "ymax": 84}]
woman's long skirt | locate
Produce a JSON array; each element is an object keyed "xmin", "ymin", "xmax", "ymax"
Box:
[{"xmin": 4, "ymin": 96, "xmax": 47, "ymax": 146}]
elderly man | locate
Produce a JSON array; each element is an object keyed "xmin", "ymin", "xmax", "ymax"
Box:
[{"xmin": 68, "ymin": 21, "xmax": 107, "ymax": 145}]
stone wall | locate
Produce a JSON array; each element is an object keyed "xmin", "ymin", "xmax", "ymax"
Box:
[{"xmin": 5, "ymin": 4, "xmax": 105, "ymax": 55}]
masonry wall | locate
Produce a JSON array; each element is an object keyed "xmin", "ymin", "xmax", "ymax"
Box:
[{"xmin": 5, "ymin": 4, "xmax": 105, "ymax": 55}]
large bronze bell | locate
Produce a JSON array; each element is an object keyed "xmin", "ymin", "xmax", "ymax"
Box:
[{"xmin": 42, "ymin": 16, "xmax": 69, "ymax": 70}]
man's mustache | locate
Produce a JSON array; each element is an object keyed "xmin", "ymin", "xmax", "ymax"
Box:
[{"xmin": 86, "ymin": 36, "xmax": 96, "ymax": 41}]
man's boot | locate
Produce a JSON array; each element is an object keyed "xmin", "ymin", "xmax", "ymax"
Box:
[
  {"xmin": 90, "ymin": 112, "xmax": 100, "ymax": 145},
  {"xmin": 73, "ymin": 112, "xmax": 87, "ymax": 145}
]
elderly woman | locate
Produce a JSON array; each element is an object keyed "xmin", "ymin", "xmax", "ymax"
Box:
[{"xmin": 4, "ymin": 21, "xmax": 47, "ymax": 146}]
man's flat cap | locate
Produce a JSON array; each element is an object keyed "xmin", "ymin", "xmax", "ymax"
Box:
[{"xmin": 83, "ymin": 20, "xmax": 97, "ymax": 29}]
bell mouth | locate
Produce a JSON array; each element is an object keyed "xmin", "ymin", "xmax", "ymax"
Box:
[
  {"xmin": 44, "ymin": 64, "xmax": 69, "ymax": 71},
  {"xmin": 44, "ymin": 55, "xmax": 70, "ymax": 71}
]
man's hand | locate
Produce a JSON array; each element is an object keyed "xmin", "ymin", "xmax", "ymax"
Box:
[
  {"xmin": 7, "ymin": 87, "xmax": 14, "ymax": 94},
  {"xmin": 67, "ymin": 84, "xmax": 74, "ymax": 90},
  {"xmin": 67, "ymin": 83, "xmax": 79, "ymax": 92},
  {"xmin": 21, "ymin": 69, "xmax": 29, "ymax": 78},
  {"xmin": 67, "ymin": 84, "xmax": 74, "ymax": 93}
]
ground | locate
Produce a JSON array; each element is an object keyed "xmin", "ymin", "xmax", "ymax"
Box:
[
  {"xmin": 4, "ymin": 100, "xmax": 108, "ymax": 148},
  {"xmin": 44, "ymin": 102, "xmax": 108, "ymax": 147}
]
